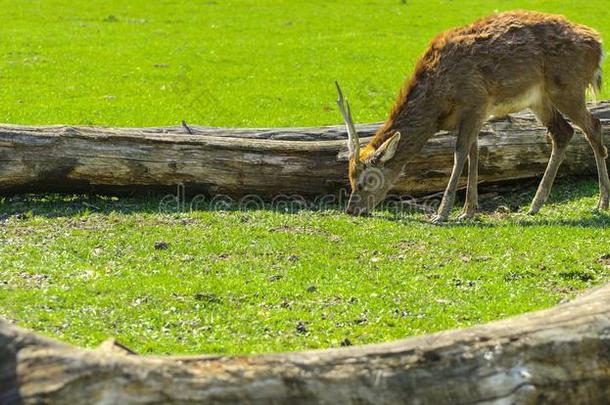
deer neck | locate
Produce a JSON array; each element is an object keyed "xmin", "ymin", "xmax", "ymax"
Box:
[{"xmin": 365, "ymin": 92, "xmax": 440, "ymax": 166}]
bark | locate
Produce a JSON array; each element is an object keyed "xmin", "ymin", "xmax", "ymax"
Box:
[
  {"xmin": 0, "ymin": 103, "xmax": 609, "ymax": 199},
  {"xmin": 1, "ymin": 282, "xmax": 610, "ymax": 404}
]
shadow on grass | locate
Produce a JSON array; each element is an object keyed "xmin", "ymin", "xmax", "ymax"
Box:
[
  {"xmin": 0, "ymin": 193, "xmax": 164, "ymax": 219},
  {"xmin": 387, "ymin": 211, "xmax": 610, "ymax": 229},
  {"xmin": 376, "ymin": 176, "xmax": 610, "ymax": 228},
  {"xmin": 1, "ymin": 177, "xmax": 608, "ymax": 228}
]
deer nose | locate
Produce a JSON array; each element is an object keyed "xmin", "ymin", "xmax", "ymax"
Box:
[
  {"xmin": 347, "ymin": 206, "xmax": 370, "ymax": 216},
  {"xmin": 346, "ymin": 195, "xmax": 356, "ymax": 215},
  {"xmin": 346, "ymin": 201, "xmax": 368, "ymax": 216},
  {"xmin": 346, "ymin": 205, "xmax": 357, "ymax": 216}
]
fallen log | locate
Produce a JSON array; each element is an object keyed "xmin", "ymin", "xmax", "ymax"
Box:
[
  {"xmin": 0, "ymin": 103, "xmax": 609, "ymax": 199},
  {"xmin": 2, "ymin": 282, "xmax": 610, "ymax": 404}
]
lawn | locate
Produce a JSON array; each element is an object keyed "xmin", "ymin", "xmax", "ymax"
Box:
[
  {"xmin": 2, "ymin": 180, "xmax": 610, "ymax": 355},
  {"xmin": 1, "ymin": 0, "xmax": 608, "ymax": 127},
  {"xmin": 1, "ymin": 0, "xmax": 610, "ymax": 355}
]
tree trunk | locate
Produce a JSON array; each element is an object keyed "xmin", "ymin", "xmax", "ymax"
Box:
[
  {"xmin": 1, "ymin": 103, "xmax": 609, "ymax": 199},
  {"xmin": 2, "ymin": 282, "xmax": 610, "ymax": 404}
]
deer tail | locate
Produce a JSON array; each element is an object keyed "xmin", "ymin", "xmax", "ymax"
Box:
[{"xmin": 591, "ymin": 47, "xmax": 604, "ymax": 102}]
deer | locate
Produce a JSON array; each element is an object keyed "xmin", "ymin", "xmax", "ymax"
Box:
[{"xmin": 337, "ymin": 11, "xmax": 608, "ymax": 223}]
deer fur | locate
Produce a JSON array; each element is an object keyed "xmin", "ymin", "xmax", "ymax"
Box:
[{"xmin": 342, "ymin": 11, "xmax": 608, "ymax": 222}]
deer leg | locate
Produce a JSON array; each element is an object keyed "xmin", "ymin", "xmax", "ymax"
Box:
[
  {"xmin": 588, "ymin": 118, "xmax": 610, "ymax": 210},
  {"xmin": 581, "ymin": 117, "xmax": 610, "ymax": 210},
  {"xmin": 458, "ymin": 139, "xmax": 479, "ymax": 220},
  {"xmin": 551, "ymin": 96, "xmax": 609, "ymax": 210},
  {"xmin": 432, "ymin": 114, "xmax": 482, "ymax": 223},
  {"xmin": 528, "ymin": 107, "xmax": 574, "ymax": 215}
]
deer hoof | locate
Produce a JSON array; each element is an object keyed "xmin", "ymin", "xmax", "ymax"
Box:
[
  {"xmin": 457, "ymin": 212, "xmax": 475, "ymax": 221},
  {"xmin": 430, "ymin": 214, "xmax": 448, "ymax": 225}
]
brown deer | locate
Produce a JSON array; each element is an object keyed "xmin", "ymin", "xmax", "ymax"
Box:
[{"xmin": 337, "ymin": 11, "xmax": 607, "ymax": 223}]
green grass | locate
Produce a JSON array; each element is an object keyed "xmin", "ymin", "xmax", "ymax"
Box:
[
  {"xmin": 0, "ymin": 0, "xmax": 608, "ymax": 127},
  {"xmin": 2, "ymin": 180, "xmax": 609, "ymax": 355},
  {"xmin": 1, "ymin": 1, "xmax": 610, "ymax": 354}
]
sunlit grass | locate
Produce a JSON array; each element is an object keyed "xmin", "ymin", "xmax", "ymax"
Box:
[
  {"xmin": 1, "ymin": 179, "xmax": 609, "ymax": 354},
  {"xmin": 0, "ymin": 0, "xmax": 607, "ymax": 127},
  {"xmin": 1, "ymin": 0, "xmax": 609, "ymax": 354}
]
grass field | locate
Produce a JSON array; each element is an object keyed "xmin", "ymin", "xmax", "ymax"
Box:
[
  {"xmin": 2, "ymin": 180, "xmax": 610, "ymax": 354},
  {"xmin": 1, "ymin": 0, "xmax": 610, "ymax": 355},
  {"xmin": 1, "ymin": 0, "xmax": 608, "ymax": 127}
]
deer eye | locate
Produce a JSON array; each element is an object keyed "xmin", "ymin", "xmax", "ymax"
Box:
[{"xmin": 358, "ymin": 167, "xmax": 386, "ymax": 192}]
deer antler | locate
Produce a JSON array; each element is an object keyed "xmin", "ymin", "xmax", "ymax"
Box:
[{"xmin": 335, "ymin": 81, "xmax": 361, "ymax": 161}]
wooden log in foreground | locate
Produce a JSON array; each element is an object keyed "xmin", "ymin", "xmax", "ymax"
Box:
[
  {"xmin": 0, "ymin": 103, "xmax": 609, "ymax": 198},
  {"xmin": 1, "ymin": 282, "xmax": 610, "ymax": 404}
]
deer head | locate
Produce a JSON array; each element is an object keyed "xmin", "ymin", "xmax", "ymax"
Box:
[{"xmin": 335, "ymin": 82, "xmax": 402, "ymax": 216}]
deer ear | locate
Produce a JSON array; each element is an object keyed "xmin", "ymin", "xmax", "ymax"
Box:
[{"xmin": 372, "ymin": 132, "xmax": 401, "ymax": 163}]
